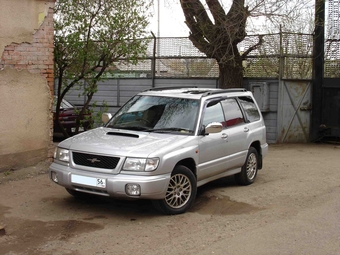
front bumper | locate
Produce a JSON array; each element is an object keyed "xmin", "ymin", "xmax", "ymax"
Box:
[{"xmin": 49, "ymin": 162, "xmax": 171, "ymax": 199}]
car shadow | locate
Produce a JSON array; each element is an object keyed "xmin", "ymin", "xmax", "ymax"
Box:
[{"xmin": 50, "ymin": 176, "xmax": 239, "ymax": 217}]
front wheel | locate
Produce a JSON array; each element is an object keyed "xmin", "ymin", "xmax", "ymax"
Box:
[
  {"xmin": 152, "ymin": 165, "xmax": 197, "ymax": 215},
  {"xmin": 235, "ymin": 147, "xmax": 259, "ymax": 185}
]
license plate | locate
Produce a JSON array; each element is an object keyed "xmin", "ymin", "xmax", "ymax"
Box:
[
  {"xmin": 71, "ymin": 127, "xmax": 84, "ymax": 132},
  {"xmin": 71, "ymin": 175, "xmax": 106, "ymax": 188}
]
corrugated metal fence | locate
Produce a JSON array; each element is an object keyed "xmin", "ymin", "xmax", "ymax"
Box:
[
  {"xmin": 61, "ymin": 77, "xmax": 311, "ymax": 144},
  {"xmin": 58, "ymin": 29, "xmax": 340, "ymax": 144}
]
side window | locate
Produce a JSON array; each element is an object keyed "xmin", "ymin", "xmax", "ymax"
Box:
[
  {"xmin": 238, "ymin": 96, "xmax": 261, "ymax": 122},
  {"xmin": 221, "ymin": 98, "xmax": 245, "ymax": 127},
  {"xmin": 202, "ymin": 101, "xmax": 226, "ymax": 128}
]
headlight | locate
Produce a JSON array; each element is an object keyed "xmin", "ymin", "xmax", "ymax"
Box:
[
  {"xmin": 54, "ymin": 147, "xmax": 70, "ymax": 162},
  {"xmin": 123, "ymin": 158, "xmax": 159, "ymax": 171}
]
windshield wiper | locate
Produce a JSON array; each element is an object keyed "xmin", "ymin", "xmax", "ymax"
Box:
[{"xmin": 145, "ymin": 127, "xmax": 193, "ymax": 133}]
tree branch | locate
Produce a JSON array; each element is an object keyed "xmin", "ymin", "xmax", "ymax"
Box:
[{"xmin": 242, "ymin": 35, "xmax": 264, "ymax": 59}]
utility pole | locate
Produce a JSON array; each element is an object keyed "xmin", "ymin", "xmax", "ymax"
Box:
[{"xmin": 311, "ymin": 0, "xmax": 325, "ymax": 141}]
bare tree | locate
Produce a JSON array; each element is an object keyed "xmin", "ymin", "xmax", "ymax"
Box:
[{"xmin": 179, "ymin": 0, "xmax": 314, "ymax": 88}]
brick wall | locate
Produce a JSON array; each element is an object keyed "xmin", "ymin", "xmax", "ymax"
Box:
[
  {"xmin": 0, "ymin": 7, "xmax": 54, "ymax": 94},
  {"xmin": 0, "ymin": 2, "xmax": 55, "ymax": 168}
]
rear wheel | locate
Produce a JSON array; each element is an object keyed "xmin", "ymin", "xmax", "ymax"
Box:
[
  {"xmin": 235, "ymin": 147, "xmax": 259, "ymax": 185},
  {"xmin": 152, "ymin": 165, "xmax": 197, "ymax": 215}
]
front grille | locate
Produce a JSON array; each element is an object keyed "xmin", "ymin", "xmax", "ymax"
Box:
[{"xmin": 72, "ymin": 152, "xmax": 120, "ymax": 169}]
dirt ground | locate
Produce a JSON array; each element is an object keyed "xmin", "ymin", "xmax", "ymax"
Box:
[{"xmin": 1, "ymin": 143, "xmax": 340, "ymax": 255}]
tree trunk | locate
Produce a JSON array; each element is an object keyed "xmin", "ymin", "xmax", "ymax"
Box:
[
  {"xmin": 218, "ymin": 61, "xmax": 244, "ymax": 88},
  {"xmin": 75, "ymin": 92, "xmax": 94, "ymax": 133},
  {"xmin": 180, "ymin": 0, "xmax": 251, "ymax": 89}
]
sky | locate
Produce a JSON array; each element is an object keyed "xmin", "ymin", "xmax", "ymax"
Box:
[
  {"xmin": 147, "ymin": 0, "xmax": 316, "ymax": 37},
  {"xmin": 148, "ymin": 0, "xmax": 189, "ymax": 37}
]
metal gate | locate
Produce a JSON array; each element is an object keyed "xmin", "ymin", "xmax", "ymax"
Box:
[{"xmin": 277, "ymin": 80, "xmax": 312, "ymax": 142}]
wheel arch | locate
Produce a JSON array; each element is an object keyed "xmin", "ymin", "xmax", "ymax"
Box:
[
  {"xmin": 175, "ymin": 158, "xmax": 197, "ymax": 178},
  {"xmin": 250, "ymin": 141, "xmax": 263, "ymax": 169}
]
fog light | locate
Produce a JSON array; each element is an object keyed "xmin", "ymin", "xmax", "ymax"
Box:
[
  {"xmin": 51, "ymin": 171, "xmax": 58, "ymax": 183},
  {"xmin": 125, "ymin": 184, "xmax": 141, "ymax": 196}
]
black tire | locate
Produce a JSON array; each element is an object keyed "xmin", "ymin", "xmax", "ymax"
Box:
[
  {"xmin": 235, "ymin": 147, "xmax": 259, "ymax": 185},
  {"xmin": 152, "ymin": 165, "xmax": 197, "ymax": 215}
]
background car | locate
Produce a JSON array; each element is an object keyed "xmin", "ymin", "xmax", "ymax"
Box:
[{"xmin": 53, "ymin": 97, "xmax": 92, "ymax": 136}]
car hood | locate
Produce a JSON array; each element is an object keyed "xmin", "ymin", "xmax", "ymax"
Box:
[{"xmin": 58, "ymin": 127, "xmax": 193, "ymax": 157}]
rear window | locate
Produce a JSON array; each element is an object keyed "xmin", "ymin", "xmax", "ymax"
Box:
[{"xmin": 238, "ymin": 97, "xmax": 260, "ymax": 122}]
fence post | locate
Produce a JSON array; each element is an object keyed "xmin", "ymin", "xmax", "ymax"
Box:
[
  {"xmin": 117, "ymin": 79, "xmax": 120, "ymax": 107},
  {"xmin": 151, "ymin": 32, "xmax": 156, "ymax": 88},
  {"xmin": 279, "ymin": 25, "xmax": 284, "ymax": 80},
  {"xmin": 311, "ymin": 0, "xmax": 325, "ymax": 141},
  {"xmin": 277, "ymin": 25, "xmax": 285, "ymax": 143}
]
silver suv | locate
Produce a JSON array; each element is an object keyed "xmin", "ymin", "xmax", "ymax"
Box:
[{"xmin": 49, "ymin": 87, "xmax": 268, "ymax": 214}]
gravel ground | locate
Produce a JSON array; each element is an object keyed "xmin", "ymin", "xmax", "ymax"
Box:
[{"xmin": 0, "ymin": 143, "xmax": 340, "ymax": 255}]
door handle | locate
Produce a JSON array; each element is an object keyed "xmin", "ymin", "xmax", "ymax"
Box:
[
  {"xmin": 244, "ymin": 127, "xmax": 249, "ymax": 132},
  {"xmin": 221, "ymin": 133, "xmax": 228, "ymax": 140}
]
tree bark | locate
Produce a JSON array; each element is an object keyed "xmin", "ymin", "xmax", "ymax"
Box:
[{"xmin": 218, "ymin": 61, "xmax": 244, "ymax": 88}]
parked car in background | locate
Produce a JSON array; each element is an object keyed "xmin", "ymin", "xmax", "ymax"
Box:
[
  {"xmin": 50, "ymin": 87, "xmax": 268, "ymax": 214},
  {"xmin": 53, "ymin": 97, "xmax": 92, "ymax": 136}
]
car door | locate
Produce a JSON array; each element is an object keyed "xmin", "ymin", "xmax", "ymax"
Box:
[
  {"xmin": 197, "ymin": 99, "xmax": 229, "ymax": 181},
  {"xmin": 220, "ymin": 98, "xmax": 249, "ymax": 169}
]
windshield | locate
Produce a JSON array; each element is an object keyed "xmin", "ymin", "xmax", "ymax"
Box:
[
  {"xmin": 53, "ymin": 97, "xmax": 74, "ymax": 111},
  {"xmin": 60, "ymin": 99, "xmax": 74, "ymax": 109},
  {"xmin": 106, "ymin": 95, "xmax": 199, "ymax": 134}
]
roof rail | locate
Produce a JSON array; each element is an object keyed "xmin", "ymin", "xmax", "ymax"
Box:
[
  {"xmin": 202, "ymin": 88, "xmax": 247, "ymax": 97},
  {"xmin": 144, "ymin": 86, "xmax": 198, "ymax": 92}
]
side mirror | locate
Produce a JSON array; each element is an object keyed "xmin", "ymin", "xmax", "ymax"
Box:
[
  {"xmin": 205, "ymin": 122, "xmax": 223, "ymax": 134},
  {"xmin": 102, "ymin": 113, "xmax": 112, "ymax": 124}
]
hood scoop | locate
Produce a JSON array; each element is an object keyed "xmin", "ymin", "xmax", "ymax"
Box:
[{"xmin": 106, "ymin": 131, "xmax": 139, "ymax": 138}]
